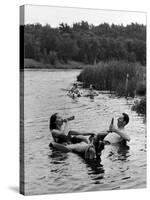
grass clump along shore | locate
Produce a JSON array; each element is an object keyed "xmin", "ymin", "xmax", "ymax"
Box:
[
  {"xmin": 77, "ymin": 61, "xmax": 146, "ymax": 98},
  {"xmin": 132, "ymin": 97, "xmax": 146, "ymax": 115}
]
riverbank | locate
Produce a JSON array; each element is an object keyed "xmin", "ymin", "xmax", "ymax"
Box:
[
  {"xmin": 24, "ymin": 58, "xmax": 86, "ymax": 69},
  {"xmin": 77, "ymin": 60, "xmax": 146, "ymax": 97},
  {"xmin": 132, "ymin": 96, "xmax": 146, "ymax": 114}
]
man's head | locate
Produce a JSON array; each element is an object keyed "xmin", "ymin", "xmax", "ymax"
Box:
[
  {"xmin": 117, "ymin": 113, "xmax": 129, "ymax": 128},
  {"xmin": 73, "ymin": 83, "xmax": 77, "ymax": 88}
]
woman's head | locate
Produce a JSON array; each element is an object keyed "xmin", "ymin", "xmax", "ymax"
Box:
[{"xmin": 49, "ymin": 113, "xmax": 63, "ymax": 131}]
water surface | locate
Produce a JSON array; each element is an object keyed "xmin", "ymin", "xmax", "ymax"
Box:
[{"xmin": 23, "ymin": 69, "xmax": 146, "ymax": 195}]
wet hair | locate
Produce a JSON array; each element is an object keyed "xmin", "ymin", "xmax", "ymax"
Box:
[
  {"xmin": 122, "ymin": 113, "xmax": 129, "ymax": 125},
  {"xmin": 49, "ymin": 113, "xmax": 58, "ymax": 131}
]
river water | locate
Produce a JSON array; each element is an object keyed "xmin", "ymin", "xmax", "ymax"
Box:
[{"xmin": 23, "ymin": 69, "xmax": 146, "ymax": 195}]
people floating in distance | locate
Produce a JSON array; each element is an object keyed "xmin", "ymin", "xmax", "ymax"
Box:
[
  {"xmin": 67, "ymin": 83, "xmax": 100, "ymax": 99},
  {"xmin": 68, "ymin": 83, "xmax": 81, "ymax": 98}
]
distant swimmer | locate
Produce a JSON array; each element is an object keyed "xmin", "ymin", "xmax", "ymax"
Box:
[
  {"xmin": 89, "ymin": 84, "xmax": 94, "ymax": 91},
  {"xmin": 68, "ymin": 83, "xmax": 81, "ymax": 98},
  {"xmin": 84, "ymin": 84, "xmax": 98, "ymax": 98},
  {"xmin": 89, "ymin": 84, "xmax": 94, "ymax": 98}
]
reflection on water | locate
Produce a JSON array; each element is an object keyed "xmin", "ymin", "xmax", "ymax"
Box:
[{"xmin": 23, "ymin": 69, "xmax": 146, "ymax": 195}]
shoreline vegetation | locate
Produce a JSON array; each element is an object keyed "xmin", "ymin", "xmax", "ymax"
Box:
[
  {"xmin": 132, "ymin": 97, "xmax": 146, "ymax": 115},
  {"xmin": 24, "ymin": 58, "xmax": 85, "ymax": 69},
  {"xmin": 24, "ymin": 59, "xmax": 146, "ymax": 115},
  {"xmin": 77, "ymin": 60, "xmax": 146, "ymax": 115},
  {"xmin": 22, "ymin": 22, "xmax": 146, "ymax": 114},
  {"xmin": 77, "ymin": 60, "xmax": 146, "ymax": 97}
]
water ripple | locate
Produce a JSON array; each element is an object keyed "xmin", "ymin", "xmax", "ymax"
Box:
[{"xmin": 23, "ymin": 70, "xmax": 146, "ymax": 195}]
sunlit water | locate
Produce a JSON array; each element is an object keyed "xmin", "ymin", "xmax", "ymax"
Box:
[{"xmin": 23, "ymin": 69, "xmax": 146, "ymax": 195}]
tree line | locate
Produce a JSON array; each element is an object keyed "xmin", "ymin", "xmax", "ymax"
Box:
[{"xmin": 23, "ymin": 21, "xmax": 146, "ymax": 65}]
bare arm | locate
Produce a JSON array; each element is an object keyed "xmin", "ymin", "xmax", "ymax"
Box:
[
  {"xmin": 63, "ymin": 121, "xmax": 69, "ymax": 135},
  {"xmin": 112, "ymin": 128, "xmax": 130, "ymax": 142},
  {"xmin": 96, "ymin": 118, "xmax": 114, "ymax": 140},
  {"xmin": 109, "ymin": 118, "xmax": 130, "ymax": 142}
]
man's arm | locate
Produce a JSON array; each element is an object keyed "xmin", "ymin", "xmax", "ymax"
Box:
[
  {"xmin": 109, "ymin": 118, "xmax": 130, "ymax": 142},
  {"xmin": 96, "ymin": 118, "xmax": 114, "ymax": 141},
  {"xmin": 112, "ymin": 128, "xmax": 130, "ymax": 142}
]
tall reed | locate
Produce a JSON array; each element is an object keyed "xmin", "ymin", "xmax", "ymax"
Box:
[{"xmin": 77, "ymin": 61, "xmax": 145, "ymax": 97}]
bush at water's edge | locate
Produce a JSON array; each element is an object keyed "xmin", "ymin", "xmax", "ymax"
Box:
[
  {"xmin": 132, "ymin": 97, "xmax": 146, "ymax": 115},
  {"xmin": 77, "ymin": 60, "xmax": 146, "ymax": 98}
]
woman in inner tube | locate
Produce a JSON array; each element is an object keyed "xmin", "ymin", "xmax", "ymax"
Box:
[{"xmin": 49, "ymin": 113, "xmax": 106, "ymax": 160}]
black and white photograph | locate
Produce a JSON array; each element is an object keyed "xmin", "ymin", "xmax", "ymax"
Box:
[{"xmin": 20, "ymin": 4, "xmax": 146, "ymax": 196}]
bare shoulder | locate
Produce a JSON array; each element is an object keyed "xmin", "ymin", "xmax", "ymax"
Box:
[
  {"xmin": 51, "ymin": 129, "xmax": 59, "ymax": 133},
  {"xmin": 51, "ymin": 129, "xmax": 61, "ymax": 137}
]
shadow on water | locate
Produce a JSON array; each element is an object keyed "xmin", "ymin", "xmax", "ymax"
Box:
[
  {"xmin": 108, "ymin": 143, "xmax": 130, "ymax": 162},
  {"xmin": 48, "ymin": 149, "xmax": 69, "ymax": 164},
  {"xmin": 86, "ymin": 160, "xmax": 104, "ymax": 173},
  {"xmin": 83, "ymin": 158, "xmax": 105, "ymax": 185},
  {"xmin": 76, "ymin": 153, "xmax": 105, "ymax": 182},
  {"xmin": 48, "ymin": 149, "xmax": 70, "ymax": 177},
  {"xmin": 49, "ymin": 147, "xmax": 105, "ymax": 182},
  {"xmin": 117, "ymin": 145, "xmax": 130, "ymax": 161}
]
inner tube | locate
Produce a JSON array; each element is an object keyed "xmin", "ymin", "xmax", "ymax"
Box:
[
  {"xmin": 67, "ymin": 92, "xmax": 81, "ymax": 98},
  {"xmin": 49, "ymin": 141, "xmax": 94, "ymax": 160},
  {"xmin": 49, "ymin": 135, "xmax": 105, "ymax": 160},
  {"xmin": 49, "ymin": 142, "xmax": 71, "ymax": 153}
]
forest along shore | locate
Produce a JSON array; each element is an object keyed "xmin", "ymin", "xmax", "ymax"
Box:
[
  {"xmin": 23, "ymin": 22, "xmax": 145, "ymax": 67},
  {"xmin": 22, "ymin": 22, "xmax": 146, "ymax": 114}
]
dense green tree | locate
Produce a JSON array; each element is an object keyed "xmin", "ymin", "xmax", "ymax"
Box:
[{"xmin": 23, "ymin": 22, "xmax": 146, "ymax": 65}]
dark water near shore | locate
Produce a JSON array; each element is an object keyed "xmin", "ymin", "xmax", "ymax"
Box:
[{"xmin": 23, "ymin": 69, "xmax": 146, "ymax": 195}]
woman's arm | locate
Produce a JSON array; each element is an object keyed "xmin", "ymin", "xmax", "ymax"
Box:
[
  {"xmin": 63, "ymin": 116, "xmax": 75, "ymax": 135},
  {"xmin": 63, "ymin": 121, "xmax": 69, "ymax": 135}
]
